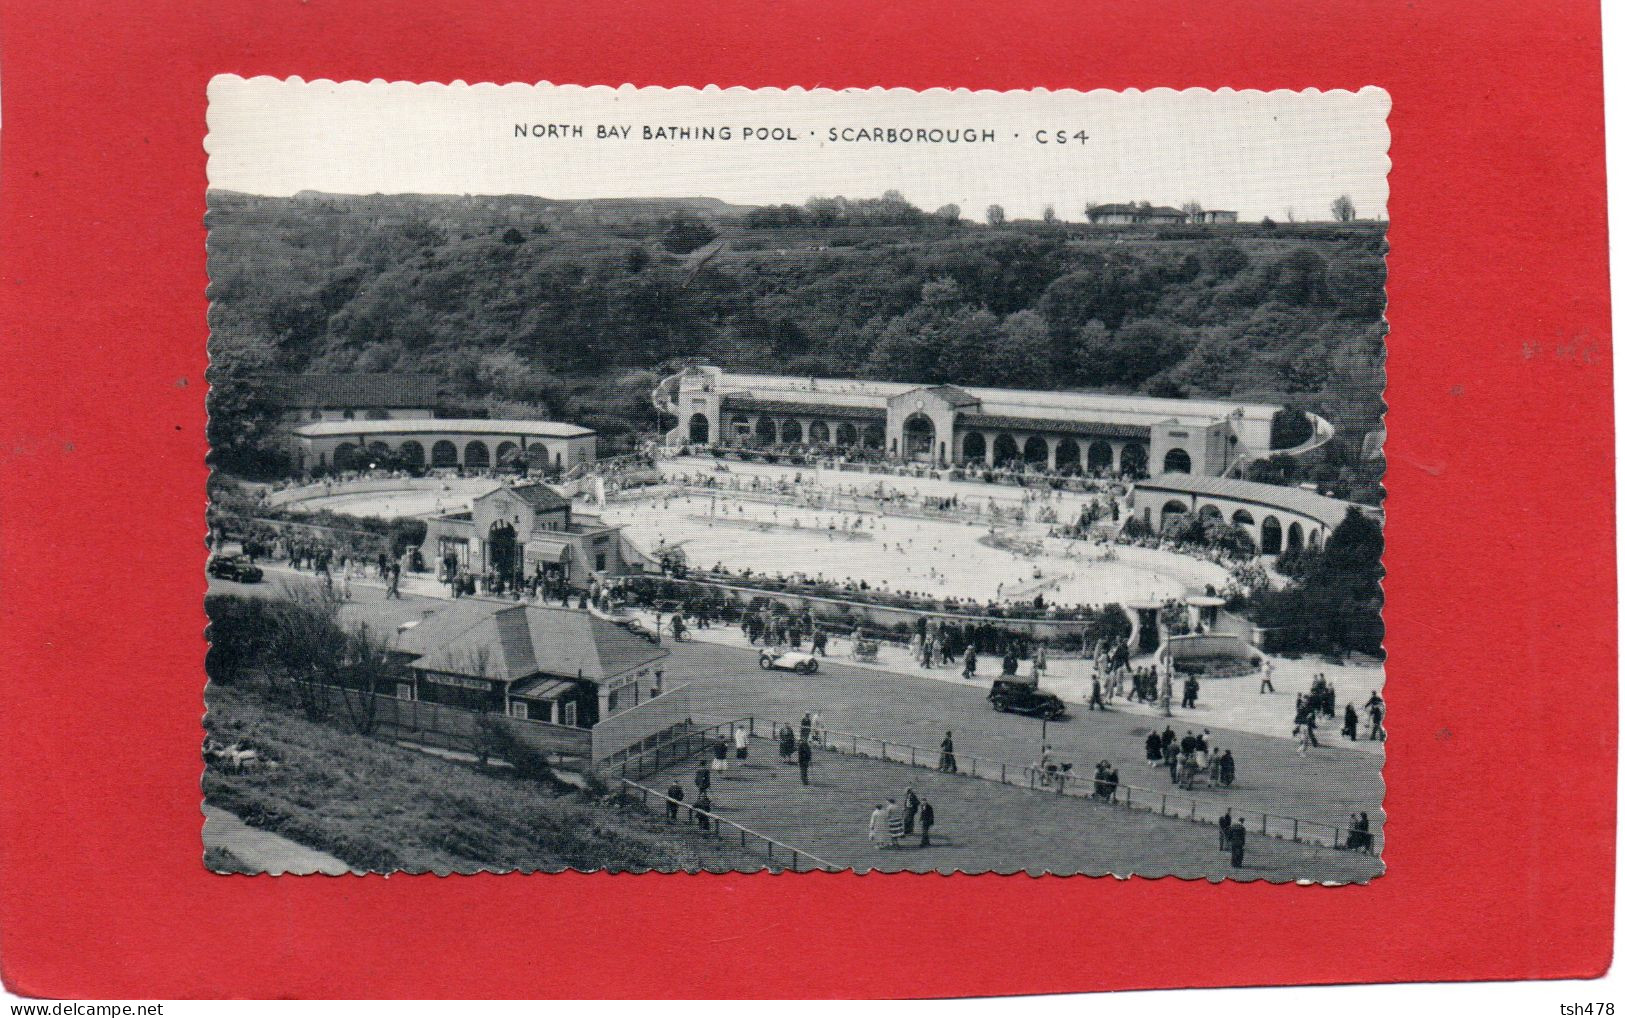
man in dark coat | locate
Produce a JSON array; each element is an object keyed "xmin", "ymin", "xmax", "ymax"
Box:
[
  {"xmin": 800, "ymin": 712, "xmax": 813, "ymax": 744},
  {"xmin": 1218, "ymin": 750, "xmax": 1236, "ymax": 787},
  {"xmin": 919, "ymin": 798, "xmax": 935, "ymax": 847},
  {"xmin": 694, "ymin": 764, "xmax": 710, "ymax": 795},
  {"xmin": 1218, "ymin": 809, "xmax": 1233, "ymax": 849},
  {"xmin": 796, "ymin": 739, "xmax": 813, "ymax": 785},
  {"xmin": 1229, "ymin": 819, "xmax": 1247, "ymax": 867},
  {"xmin": 666, "ymin": 782, "xmax": 684, "ymax": 822},
  {"xmin": 938, "ymin": 731, "xmax": 958, "ymax": 773},
  {"xmin": 1145, "ymin": 731, "xmax": 1162, "ymax": 762},
  {"xmin": 694, "ymin": 791, "xmax": 713, "ymax": 830}
]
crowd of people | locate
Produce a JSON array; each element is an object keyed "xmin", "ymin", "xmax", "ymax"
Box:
[{"xmin": 1144, "ymin": 726, "xmax": 1238, "ymax": 790}]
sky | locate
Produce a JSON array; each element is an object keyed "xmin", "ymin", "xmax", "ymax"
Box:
[{"xmin": 207, "ymin": 79, "xmax": 1390, "ymax": 223}]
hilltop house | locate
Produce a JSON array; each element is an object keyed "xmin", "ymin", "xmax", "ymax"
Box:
[{"xmin": 1084, "ymin": 203, "xmax": 1190, "ymax": 225}]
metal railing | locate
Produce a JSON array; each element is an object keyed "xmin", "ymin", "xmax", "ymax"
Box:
[
  {"xmin": 600, "ymin": 718, "xmax": 748, "ymax": 781},
  {"xmin": 613, "ymin": 773, "xmax": 839, "ymax": 873},
  {"xmin": 780, "ymin": 721, "xmax": 1382, "ymax": 856}
]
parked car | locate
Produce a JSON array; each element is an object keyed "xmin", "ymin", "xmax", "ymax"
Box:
[
  {"xmin": 988, "ymin": 677, "xmax": 1066, "ymax": 719},
  {"xmin": 207, "ymin": 555, "xmax": 264, "ymax": 583},
  {"xmin": 759, "ymin": 647, "xmax": 819, "ymax": 674}
]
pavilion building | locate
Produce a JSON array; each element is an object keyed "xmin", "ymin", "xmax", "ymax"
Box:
[{"xmin": 655, "ymin": 365, "xmax": 1330, "ymax": 477}]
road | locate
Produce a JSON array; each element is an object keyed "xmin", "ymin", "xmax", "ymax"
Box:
[{"xmin": 210, "ymin": 570, "xmax": 1384, "ymax": 840}]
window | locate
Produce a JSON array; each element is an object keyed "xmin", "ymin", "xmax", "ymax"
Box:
[
  {"xmin": 508, "ymin": 701, "xmax": 530, "ymax": 720},
  {"xmin": 595, "ymin": 553, "xmax": 607, "ymax": 572},
  {"xmin": 562, "ymin": 702, "xmax": 578, "ymax": 727},
  {"xmin": 394, "ymin": 682, "xmax": 415, "ymax": 701}
]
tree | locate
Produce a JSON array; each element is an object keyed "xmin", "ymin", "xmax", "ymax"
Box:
[
  {"xmin": 501, "ymin": 227, "xmax": 526, "ymax": 245},
  {"xmin": 985, "ymin": 204, "xmax": 1006, "ymax": 226},
  {"xmin": 660, "ymin": 210, "xmax": 717, "ymax": 254},
  {"xmin": 1181, "ymin": 201, "xmax": 1205, "ymax": 220},
  {"xmin": 1042, "ymin": 204, "xmax": 1058, "ymax": 224},
  {"xmin": 934, "ymin": 203, "xmax": 961, "ymax": 224},
  {"xmin": 1331, "ymin": 194, "xmax": 1357, "ymax": 223}
]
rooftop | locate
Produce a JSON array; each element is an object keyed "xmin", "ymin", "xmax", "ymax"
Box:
[
  {"xmin": 1134, "ymin": 473, "xmax": 1380, "ymax": 529},
  {"xmin": 391, "ymin": 601, "xmax": 669, "ymax": 684},
  {"xmin": 293, "ymin": 418, "xmax": 595, "ymax": 439}
]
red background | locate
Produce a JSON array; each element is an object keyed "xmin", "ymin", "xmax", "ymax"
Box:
[{"xmin": 0, "ymin": 0, "xmax": 1614, "ymax": 998}]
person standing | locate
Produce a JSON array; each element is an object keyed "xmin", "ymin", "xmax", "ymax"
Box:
[
  {"xmin": 1342, "ymin": 704, "xmax": 1359, "ymax": 741},
  {"xmin": 938, "ymin": 731, "xmax": 958, "ymax": 774},
  {"xmin": 666, "ymin": 782, "xmax": 684, "ymax": 822},
  {"xmin": 694, "ymin": 763, "xmax": 710, "ymax": 797},
  {"xmin": 812, "ymin": 627, "xmax": 828, "ymax": 656},
  {"xmin": 712, "ymin": 736, "xmax": 729, "ymax": 774},
  {"xmin": 810, "ymin": 710, "xmax": 824, "ymax": 747},
  {"xmin": 1259, "ymin": 658, "xmax": 1275, "ymax": 694},
  {"xmin": 800, "ymin": 712, "xmax": 813, "ymax": 745},
  {"xmin": 1089, "ymin": 677, "xmax": 1105, "ymax": 711},
  {"xmin": 694, "ymin": 791, "xmax": 713, "ymax": 831},
  {"xmin": 797, "ymin": 738, "xmax": 813, "ymax": 785},
  {"xmin": 1218, "ymin": 808, "xmax": 1233, "ymax": 850},
  {"xmin": 919, "ymin": 797, "xmax": 935, "ymax": 847},
  {"xmin": 1229, "ymin": 819, "xmax": 1247, "ymax": 868},
  {"xmin": 869, "ymin": 803, "xmax": 887, "ymax": 848},
  {"xmin": 962, "ymin": 647, "xmax": 978, "ymax": 679},
  {"xmin": 733, "ymin": 722, "xmax": 749, "ymax": 761},
  {"xmin": 903, "ymin": 788, "xmax": 920, "ymax": 836},
  {"xmin": 779, "ymin": 724, "xmax": 795, "ymax": 762},
  {"xmin": 885, "ymin": 797, "xmax": 906, "ymax": 848},
  {"xmin": 1035, "ymin": 643, "xmax": 1048, "ymax": 679}
]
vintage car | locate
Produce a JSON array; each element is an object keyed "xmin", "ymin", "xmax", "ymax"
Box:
[
  {"xmin": 758, "ymin": 647, "xmax": 820, "ymax": 674},
  {"xmin": 988, "ymin": 677, "xmax": 1066, "ymax": 719},
  {"xmin": 207, "ymin": 554, "xmax": 264, "ymax": 583}
]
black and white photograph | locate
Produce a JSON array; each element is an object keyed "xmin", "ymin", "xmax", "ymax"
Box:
[{"xmin": 203, "ymin": 81, "xmax": 1388, "ymax": 881}]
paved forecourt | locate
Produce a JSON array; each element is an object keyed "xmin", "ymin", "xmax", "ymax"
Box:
[
  {"xmin": 211, "ymin": 566, "xmax": 1385, "ymax": 843},
  {"xmin": 642, "ymin": 734, "xmax": 1380, "ymax": 881}
]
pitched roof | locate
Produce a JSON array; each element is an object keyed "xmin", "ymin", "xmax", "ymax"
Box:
[
  {"xmin": 1133, "ymin": 473, "xmax": 1380, "ymax": 529},
  {"xmin": 719, "ymin": 394, "xmax": 886, "ymax": 420},
  {"xmin": 958, "ymin": 413, "xmax": 1152, "ymax": 440},
  {"xmin": 926, "ymin": 384, "xmax": 981, "ymax": 408},
  {"xmin": 260, "ymin": 373, "xmax": 445, "ymax": 410},
  {"xmin": 514, "ymin": 484, "xmax": 572, "ymax": 512},
  {"xmin": 392, "ymin": 601, "xmax": 669, "ymax": 684}
]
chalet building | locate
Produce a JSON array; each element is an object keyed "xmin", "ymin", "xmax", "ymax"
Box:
[
  {"xmin": 1196, "ymin": 210, "xmax": 1239, "ymax": 224},
  {"xmin": 1084, "ymin": 203, "xmax": 1190, "ymax": 225},
  {"xmin": 420, "ymin": 482, "xmax": 641, "ymax": 589},
  {"xmin": 388, "ymin": 599, "xmax": 670, "ymax": 727}
]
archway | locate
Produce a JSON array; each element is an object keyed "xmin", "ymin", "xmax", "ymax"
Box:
[
  {"xmin": 993, "ymin": 433, "xmax": 1020, "ymax": 466},
  {"xmin": 1055, "ymin": 438, "xmax": 1081, "ymax": 472},
  {"xmin": 397, "ymin": 440, "xmax": 425, "ymax": 468},
  {"xmin": 1260, "ymin": 516, "xmax": 1283, "ymax": 554},
  {"xmin": 808, "ymin": 420, "xmax": 830, "ymax": 444},
  {"xmin": 837, "ymin": 422, "xmax": 858, "ymax": 446},
  {"xmin": 1199, "ymin": 505, "xmax": 1223, "ymax": 520},
  {"xmin": 961, "ymin": 432, "xmax": 987, "ymax": 464},
  {"xmin": 495, "ymin": 441, "xmax": 522, "ymax": 467},
  {"xmin": 730, "ymin": 416, "xmax": 753, "ymax": 443},
  {"xmin": 431, "ymin": 440, "xmax": 458, "ymax": 468},
  {"xmin": 1022, "ymin": 436, "xmax": 1049, "ymax": 466},
  {"xmin": 1161, "ymin": 500, "xmax": 1189, "ymax": 531},
  {"xmin": 464, "ymin": 440, "xmax": 490, "ymax": 470},
  {"xmin": 1120, "ymin": 442, "xmax": 1149, "ymax": 477},
  {"xmin": 1287, "ymin": 521, "xmax": 1304, "ymax": 552},
  {"xmin": 755, "ymin": 418, "xmax": 777, "ymax": 445},
  {"xmin": 861, "ymin": 423, "xmax": 885, "ymax": 448},
  {"xmin": 1086, "ymin": 440, "xmax": 1114, "ymax": 472},
  {"xmin": 1308, "ymin": 529, "xmax": 1322, "ymax": 551},
  {"xmin": 1162, "ymin": 448, "xmax": 1192, "ymax": 473},
  {"xmin": 781, "ymin": 419, "xmax": 803, "ymax": 445},
  {"xmin": 487, "ymin": 520, "xmax": 520, "ymax": 586},
  {"xmin": 366, "ymin": 441, "xmax": 391, "ymax": 467},
  {"xmin": 903, "ymin": 413, "xmax": 936, "ymax": 461},
  {"xmin": 688, "ymin": 412, "xmax": 710, "ymax": 444},
  {"xmin": 1231, "ymin": 508, "xmax": 1254, "ymax": 527},
  {"xmin": 332, "ymin": 442, "xmax": 362, "ymax": 471}
]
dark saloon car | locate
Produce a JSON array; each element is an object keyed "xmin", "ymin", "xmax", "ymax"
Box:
[
  {"xmin": 207, "ymin": 554, "xmax": 264, "ymax": 583},
  {"xmin": 988, "ymin": 677, "xmax": 1067, "ymax": 719}
]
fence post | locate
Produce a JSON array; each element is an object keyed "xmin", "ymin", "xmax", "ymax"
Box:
[
  {"xmin": 1124, "ymin": 786, "xmax": 1132, "ymax": 807},
  {"xmin": 1262, "ymin": 815, "xmax": 1268, "ymax": 836},
  {"xmin": 1001, "ymin": 763, "xmax": 1007, "ymax": 784},
  {"xmin": 1161, "ymin": 794, "xmax": 1167, "ymax": 815},
  {"xmin": 1293, "ymin": 818, "xmax": 1299, "ymax": 841},
  {"xmin": 911, "ymin": 746, "xmax": 916, "ymax": 766},
  {"xmin": 881, "ymin": 740, "xmax": 887, "ymax": 762}
]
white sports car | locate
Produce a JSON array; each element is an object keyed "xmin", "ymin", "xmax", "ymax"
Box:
[{"xmin": 758, "ymin": 648, "xmax": 820, "ymax": 674}]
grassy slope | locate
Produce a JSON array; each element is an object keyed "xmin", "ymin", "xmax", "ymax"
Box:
[{"xmin": 203, "ymin": 682, "xmax": 766, "ymax": 874}]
